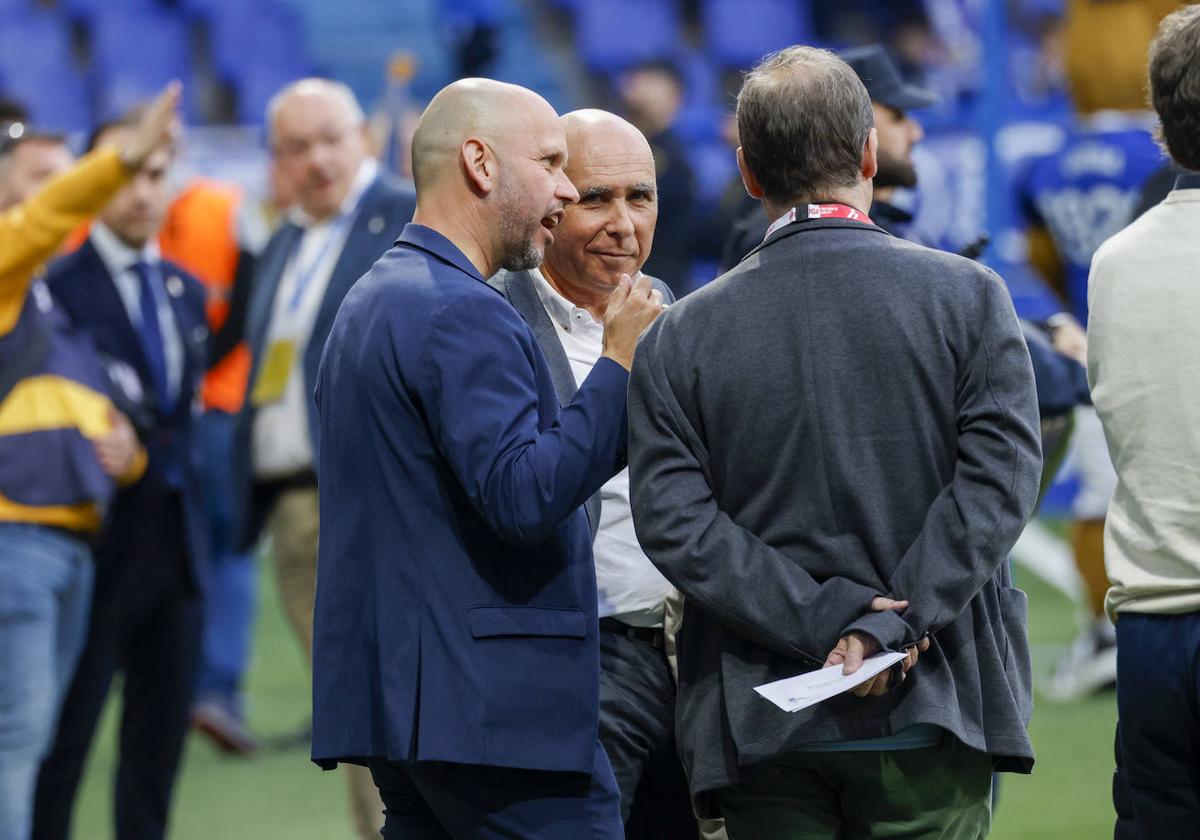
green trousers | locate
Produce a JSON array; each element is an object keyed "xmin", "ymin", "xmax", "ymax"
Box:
[{"xmin": 714, "ymin": 735, "xmax": 993, "ymax": 839}]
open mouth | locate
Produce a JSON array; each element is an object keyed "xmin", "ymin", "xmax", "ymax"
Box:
[{"xmin": 540, "ymin": 209, "xmax": 564, "ymax": 231}]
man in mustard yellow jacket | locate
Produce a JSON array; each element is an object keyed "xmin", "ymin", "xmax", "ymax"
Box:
[{"xmin": 0, "ymin": 83, "xmax": 178, "ymax": 840}]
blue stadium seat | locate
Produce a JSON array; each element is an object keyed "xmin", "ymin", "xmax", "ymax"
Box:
[
  {"xmin": 0, "ymin": 68, "xmax": 92, "ymax": 130},
  {"xmin": 60, "ymin": 0, "xmax": 161, "ymax": 21},
  {"xmin": 207, "ymin": 3, "xmax": 308, "ymax": 84},
  {"xmin": 574, "ymin": 0, "xmax": 680, "ymax": 75},
  {"xmin": 89, "ymin": 8, "xmax": 192, "ymax": 119},
  {"xmin": 235, "ymin": 65, "xmax": 307, "ymax": 126},
  {"xmin": 0, "ymin": 9, "xmax": 75, "ymax": 79},
  {"xmin": 702, "ymin": 0, "xmax": 812, "ymax": 68}
]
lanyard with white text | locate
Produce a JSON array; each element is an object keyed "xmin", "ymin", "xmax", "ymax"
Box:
[
  {"xmin": 762, "ymin": 203, "xmax": 874, "ymax": 242},
  {"xmin": 284, "ymin": 206, "xmax": 359, "ymax": 314}
]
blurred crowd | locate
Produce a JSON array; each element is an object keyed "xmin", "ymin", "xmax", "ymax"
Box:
[{"xmin": 0, "ymin": 0, "xmax": 1191, "ymax": 839}]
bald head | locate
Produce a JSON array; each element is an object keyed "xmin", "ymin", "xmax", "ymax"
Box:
[
  {"xmin": 267, "ymin": 78, "xmax": 363, "ymax": 146},
  {"xmin": 410, "ymin": 78, "xmax": 559, "ymax": 194},
  {"xmin": 268, "ymin": 78, "xmax": 368, "ymax": 221},
  {"xmin": 408, "ymin": 78, "xmax": 579, "ymax": 278},
  {"xmin": 541, "ymin": 109, "xmax": 658, "ymax": 307},
  {"xmin": 562, "ymin": 109, "xmax": 654, "ymax": 180}
]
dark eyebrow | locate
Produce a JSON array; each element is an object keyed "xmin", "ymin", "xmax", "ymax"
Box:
[{"xmin": 579, "ymin": 186, "xmax": 612, "ymax": 201}]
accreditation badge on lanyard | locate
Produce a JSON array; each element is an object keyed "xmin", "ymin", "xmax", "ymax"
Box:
[
  {"xmin": 762, "ymin": 203, "xmax": 874, "ymax": 241},
  {"xmin": 250, "ymin": 212, "xmax": 355, "ymax": 407}
]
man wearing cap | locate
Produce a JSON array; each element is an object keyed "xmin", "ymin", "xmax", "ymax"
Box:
[{"xmin": 720, "ymin": 44, "xmax": 938, "ymax": 269}]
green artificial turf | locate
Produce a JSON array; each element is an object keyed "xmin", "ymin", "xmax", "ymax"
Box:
[{"xmin": 68, "ymin": 542, "xmax": 1116, "ymax": 839}]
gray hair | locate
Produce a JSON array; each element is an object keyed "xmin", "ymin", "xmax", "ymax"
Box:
[
  {"xmin": 736, "ymin": 46, "xmax": 875, "ymax": 206},
  {"xmin": 265, "ymin": 78, "xmax": 365, "ymax": 148}
]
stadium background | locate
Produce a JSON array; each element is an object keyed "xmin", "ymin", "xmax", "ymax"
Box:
[{"xmin": 1, "ymin": 0, "xmax": 1139, "ymax": 836}]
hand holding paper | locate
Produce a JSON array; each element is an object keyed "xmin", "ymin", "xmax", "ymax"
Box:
[{"xmin": 754, "ymin": 652, "xmax": 909, "ymax": 713}]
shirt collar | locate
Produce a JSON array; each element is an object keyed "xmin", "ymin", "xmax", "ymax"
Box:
[
  {"xmin": 528, "ymin": 267, "xmax": 594, "ymax": 333},
  {"xmin": 396, "ymin": 223, "xmax": 486, "ymax": 283},
  {"xmin": 90, "ymin": 221, "xmax": 160, "ymax": 277},
  {"xmin": 1173, "ymin": 173, "xmax": 1200, "ymax": 192},
  {"xmin": 287, "ymin": 158, "xmax": 379, "ymax": 229}
]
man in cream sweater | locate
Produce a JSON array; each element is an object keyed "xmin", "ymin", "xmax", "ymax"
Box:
[{"xmin": 1086, "ymin": 6, "xmax": 1200, "ymax": 838}]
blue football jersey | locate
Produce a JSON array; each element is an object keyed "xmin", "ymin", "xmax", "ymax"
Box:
[{"xmin": 1022, "ymin": 124, "xmax": 1163, "ymax": 324}]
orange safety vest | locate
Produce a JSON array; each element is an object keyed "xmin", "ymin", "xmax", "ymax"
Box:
[{"xmin": 158, "ymin": 178, "xmax": 251, "ymax": 414}]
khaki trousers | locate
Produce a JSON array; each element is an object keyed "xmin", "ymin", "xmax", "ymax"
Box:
[
  {"xmin": 267, "ymin": 485, "xmax": 384, "ymax": 839},
  {"xmin": 663, "ymin": 589, "xmax": 728, "ymax": 840}
]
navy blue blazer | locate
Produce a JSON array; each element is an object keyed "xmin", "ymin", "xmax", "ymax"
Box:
[
  {"xmin": 232, "ymin": 175, "xmax": 415, "ymax": 547},
  {"xmin": 311, "ymin": 224, "xmax": 629, "ymax": 775},
  {"xmin": 46, "ymin": 239, "xmax": 210, "ymax": 587}
]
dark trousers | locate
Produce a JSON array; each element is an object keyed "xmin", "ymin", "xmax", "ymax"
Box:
[
  {"xmin": 32, "ymin": 492, "xmax": 202, "ymax": 840},
  {"xmin": 598, "ymin": 623, "xmax": 696, "ymax": 839},
  {"xmin": 1114, "ymin": 611, "xmax": 1200, "ymax": 840},
  {"xmin": 195, "ymin": 410, "xmax": 255, "ymax": 712},
  {"xmin": 713, "ymin": 735, "xmax": 993, "ymax": 840},
  {"xmin": 366, "ymin": 739, "xmax": 622, "ymax": 839}
]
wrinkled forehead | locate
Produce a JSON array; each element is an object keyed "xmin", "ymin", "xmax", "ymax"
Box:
[{"xmin": 567, "ymin": 127, "xmax": 655, "ymax": 188}]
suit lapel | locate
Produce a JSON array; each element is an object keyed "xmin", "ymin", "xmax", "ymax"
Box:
[
  {"xmin": 311, "ymin": 179, "xmax": 392, "ymax": 348},
  {"xmin": 160, "ymin": 262, "xmax": 203, "ymax": 414},
  {"xmin": 503, "ymin": 271, "xmax": 578, "ymax": 406},
  {"xmin": 246, "ymin": 223, "xmax": 301, "ymax": 366},
  {"xmin": 500, "ymin": 270, "xmax": 601, "ymax": 538}
]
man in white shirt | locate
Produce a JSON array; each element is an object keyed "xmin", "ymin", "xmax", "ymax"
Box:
[
  {"xmin": 490, "ymin": 109, "xmax": 697, "ymax": 838},
  {"xmin": 1086, "ymin": 7, "xmax": 1200, "ymax": 839},
  {"xmin": 233, "ymin": 78, "xmax": 415, "ymax": 840}
]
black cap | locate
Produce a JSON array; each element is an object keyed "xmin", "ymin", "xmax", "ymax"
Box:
[{"xmin": 840, "ymin": 45, "xmax": 939, "ymax": 112}]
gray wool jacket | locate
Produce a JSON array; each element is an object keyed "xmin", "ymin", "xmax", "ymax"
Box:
[{"xmin": 627, "ymin": 216, "xmax": 1042, "ymax": 813}]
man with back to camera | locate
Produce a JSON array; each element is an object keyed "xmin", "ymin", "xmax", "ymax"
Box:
[
  {"xmin": 489, "ymin": 108, "xmax": 697, "ymax": 838},
  {"xmin": 33, "ymin": 104, "xmax": 210, "ymax": 840},
  {"xmin": 628, "ymin": 47, "xmax": 1042, "ymax": 838},
  {"xmin": 310, "ymin": 79, "xmax": 662, "ymax": 837},
  {"xmin": 720, "ymin": 44, "xmax": 937, "ymax": 270},
  {"xmin": 1086, "ymin": 7, "xmax": 1200, "ymax": 838}
]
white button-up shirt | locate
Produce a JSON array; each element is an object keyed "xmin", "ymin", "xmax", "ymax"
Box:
[{"xmin": 530, "ymin": 268, "xmax": 672, "ymax": 627}]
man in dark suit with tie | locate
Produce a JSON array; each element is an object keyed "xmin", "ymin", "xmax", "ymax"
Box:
[
  {"xmin": 312, "ymin": 79, "xmax": 663, "ymax": 838},
  {"xmin": 232, "ymin": 77, "xmax": 415, "ymax": 838},
  {"xmin": 489, "ymin": 109, "xmax": 697, "ymax": 839},
  {"xmin": 33, "ymin": 114, "xmax": 210, "ymax": 840},
  {"xmin": 629, "ymin": 47, "xmax": 1042, "ymax": 837}
]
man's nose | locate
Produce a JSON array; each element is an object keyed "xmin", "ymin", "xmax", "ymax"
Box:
[
  {"xmin": 606, "ymin": 200, "xmax": 636, "ymax": 239},
  {"xmin": 557, "ymin": 170, "xmax": 579, "ymax": 205}
]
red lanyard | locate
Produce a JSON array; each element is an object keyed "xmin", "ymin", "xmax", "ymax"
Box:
[{"xmin": 763, "ymin": 203, "xmax": 873, "ymax": 241}]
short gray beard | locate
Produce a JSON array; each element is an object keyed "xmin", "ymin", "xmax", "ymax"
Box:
[{"xmin": 496, "ymin": 174, "xmax": 544, "ymax": 272}]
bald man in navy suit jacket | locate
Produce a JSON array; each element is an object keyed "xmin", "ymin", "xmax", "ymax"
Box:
[{"xmin": 311, "ymin": 80, "xmax": 663, "ymax": 838}]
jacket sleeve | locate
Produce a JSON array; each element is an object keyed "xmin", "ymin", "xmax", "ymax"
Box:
[
  {"xmin": 843, "ymin": 274, "xmax": 1043, "ymax": 650},
  {"xmin": 627, "ymin": 317, "xmax": 883, "ymax": 665},
  {"xmin": 419, "ymin": 300, "xmax": 629, "ymax": 549},
  {"xmin": 0, "ymin": 149, "xmax": 129, "ymax": 336}
]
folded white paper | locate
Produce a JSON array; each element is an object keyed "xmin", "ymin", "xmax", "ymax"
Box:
[{"xmin": 754, "ymin": 651, "xmax": 908, "ymax": 713}]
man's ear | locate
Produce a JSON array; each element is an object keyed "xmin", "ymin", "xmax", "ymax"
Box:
[
  {"xmin": 460, "ymin": 137, "xmax": 496, "ymax": 196},
  {"xmin": 861, "ymin": 127, "xmax": 879, "ymax": 181},
  {"xmin": 736, "ymin": 146, "xmax": 765, "ymax": 200}
]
